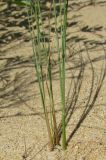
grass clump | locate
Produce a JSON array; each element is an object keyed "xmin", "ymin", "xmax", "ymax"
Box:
[{"xmin": 13, "ymin": 0, "xmax": 68, "ymax": 151}]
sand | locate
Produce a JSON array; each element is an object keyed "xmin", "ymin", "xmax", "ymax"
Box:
[{"xmin": 0, "ymin": 0, "xmax": 106, "ymax": 160}]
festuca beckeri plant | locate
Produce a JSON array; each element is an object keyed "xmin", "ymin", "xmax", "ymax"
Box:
[{"xmin": 12, "ymin": 0, "xmax": 68, "ymax": 150}]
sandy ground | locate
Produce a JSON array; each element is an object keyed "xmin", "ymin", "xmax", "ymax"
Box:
[{"xmin": 0, "ymin": 0, "xmax": 106, "ymax": 160}]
